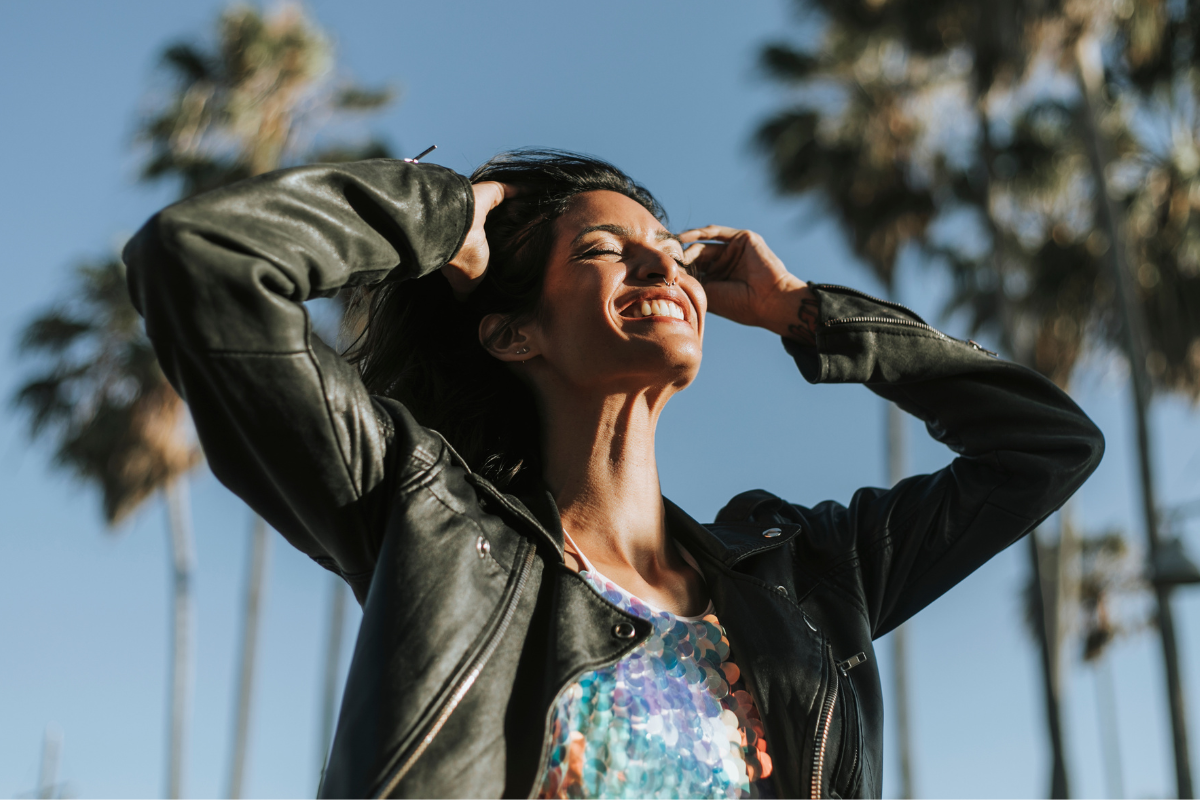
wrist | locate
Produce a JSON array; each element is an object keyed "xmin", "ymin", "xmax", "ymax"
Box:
[{"xmin": 763, "ymin": 277, "xmax": 817, "ymax": 342}]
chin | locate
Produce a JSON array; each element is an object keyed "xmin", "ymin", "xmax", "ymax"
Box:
[{"xmin": 642, "ymin": 341, "xmax": 702, "ymax": 390}]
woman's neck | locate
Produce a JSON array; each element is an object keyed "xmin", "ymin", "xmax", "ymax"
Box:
[
  {"xmin": 538, "ymin": 382, "xmax": 706, "ymax": 615},
  {"xmin": 543, "ymin": 385, "xmax": 666, "ymax": 556}
]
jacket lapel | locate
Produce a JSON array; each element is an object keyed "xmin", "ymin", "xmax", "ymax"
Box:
[{"xmin": 664, "ymin": 496, "xmax": 824, "ymax": 800}]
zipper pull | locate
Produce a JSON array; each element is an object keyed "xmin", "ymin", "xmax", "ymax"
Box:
[
  {"xmin": 837, "ymin": 652, "xmax": 867, "ymax": 674},
  {"xmin": 967, "ymin": 339, "xmax": 999, "ymax": 358}
]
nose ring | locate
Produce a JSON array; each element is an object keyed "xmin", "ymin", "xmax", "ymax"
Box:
[{"xmin": 663, "ymin": 278, "xmax": 677, "ymax": 287}]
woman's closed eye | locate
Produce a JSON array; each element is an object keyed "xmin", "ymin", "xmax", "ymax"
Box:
[
  {"xmin": 581, "ymin": 247, "xmax": 622, "ymax": 259},
  {"xmin": 577, "ymin": 246, "xmax": 695, "ymax": 280},
  {"xmin": 581, "ymin": 247, "xmax": 691, "ymax": 270}
]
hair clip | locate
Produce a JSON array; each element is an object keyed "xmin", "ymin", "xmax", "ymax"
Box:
[{"xmin": 403, "ymin": 145, "xmax": 437, "ymax": 164}]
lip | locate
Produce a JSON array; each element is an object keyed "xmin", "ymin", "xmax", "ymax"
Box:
[{"xmin": 616, "ymin": 288, "xmax": 693, "ymax": 324}]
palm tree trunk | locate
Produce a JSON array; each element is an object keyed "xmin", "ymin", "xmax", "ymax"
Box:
[
  {"xmin": 1095, "ymin": 655, "xmax": 1126, "ymax": 798},
  {"xmin": 36, "ymin": 725, "xmax": 62, "ymax": 799},
  {"xmin": 1028, "ymin": 531, "xmax": 1070, "ymax": 798},
  {"xmin": 1075, "ymin": 35, "xmax": 1195, "ymax": 799},
  {"xmin": 971, "ymin": 93, "xmax": 1075, "ymax": 796},
  {"xmin": 316, "ymin": 576, "xmax": 348, "ymax": 793},
  {"xmin": 227, "ymin": 515, "xmax": 271, "ymax": 799},
  {"xmin": 887, "ymin": 400, "xmax": 917, "ymax": 799},
  {"xmin": 164, "ymin": 478, "xmax": 196, "ymax": 800}
]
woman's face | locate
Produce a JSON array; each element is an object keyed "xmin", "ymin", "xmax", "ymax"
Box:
[{"xmin": 523, "ymin": 190, "xmax": 706, "ymax": 393}]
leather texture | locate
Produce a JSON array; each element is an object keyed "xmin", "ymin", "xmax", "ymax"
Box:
[{"xmin": 124, "ymin": 160, "xmax": 1104, "ymax": 799}]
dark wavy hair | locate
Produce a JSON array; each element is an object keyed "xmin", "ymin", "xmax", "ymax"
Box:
[{"xmin": 344, "ymin": 149, "xmax": 667, "ymax": 489}]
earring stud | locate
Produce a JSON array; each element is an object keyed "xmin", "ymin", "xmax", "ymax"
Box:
[{"xmin": 516, "ymin": 347, "xmax": 529, "ymax": 355}]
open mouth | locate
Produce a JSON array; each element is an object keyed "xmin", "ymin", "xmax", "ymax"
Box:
[{"xmin": 620, "ymin": 297, "xmax": 687, "ymax": 321}]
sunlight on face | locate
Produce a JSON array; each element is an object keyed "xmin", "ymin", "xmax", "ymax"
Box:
[{"xmin": 527, "ymin": 190, "xmax": 707, "ymax": 394}]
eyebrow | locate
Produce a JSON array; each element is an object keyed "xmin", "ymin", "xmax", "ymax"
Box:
[{"xmin": 572, "ymin": 224, "xmax": 682, "ymax": 246}]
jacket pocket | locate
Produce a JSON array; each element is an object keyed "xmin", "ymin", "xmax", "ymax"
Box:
[
  {"xmin": 831, "ymin": 662, "xmax": 865, "ymax": 798},
  {"xmin": 808, "ymin": 645, "xmax": 868, "ymax": 799}
]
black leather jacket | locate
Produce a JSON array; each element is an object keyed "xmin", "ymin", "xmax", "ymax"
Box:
[{"xmin": 124, "ymin": 160, "xmax": 1104, "ymax": 799}]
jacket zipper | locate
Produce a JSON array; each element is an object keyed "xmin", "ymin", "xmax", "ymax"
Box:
[
  {"xmin": 843, "ymin": 677, "xmax": 861, "ymax": 794},
  {"xmin": 811, "ymin": 651, "xmax": 867, "ymax": 799},
  {"xmin": 825, "ymin": 316, "xmax": 1000, "ymax": 357},
  {"xmin": 811, "ymin": 650, "xmax": 840, "ymax": 799},
  {"xmin": 838, "ymin": 653, "xmax": 866, "ymax": 795},
  {"xmin": 824, "ymin": 315, "xmax": 947, "ymax": 338},
  {"xmin": 814, "ymin": 284, "xmax": 1000, "ymax": 357},
  {"xmin": 373, "ymin": 544, "xmax": 538, "ymax": 798}
]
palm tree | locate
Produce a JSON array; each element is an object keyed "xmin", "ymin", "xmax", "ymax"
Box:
[
  {"xmin": 13, "ymin": 257, "xmax": 202, "ymax": 798},
  {"xmin": 758, "ymin": 3, "xmax": 1200, "ymax": 796},
  {"xmin": 133, "ymin": 5, "xmax": 395, "ymax": 797},
  {"xmin": 15, "ymin": 4, "xmax": 397, "ymax": 797},
  {"xmin": 755, "ymin": 5, "xmax": 1093, "ymax": 796},
  {"xmin": 756, "ymin": 28, "xmax": 942, "ymax": 797}
]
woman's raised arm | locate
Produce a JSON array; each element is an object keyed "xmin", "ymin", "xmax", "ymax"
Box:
[
  {"xmin": 779, "ymin": 283, "xmax": 1104, "ymax": 637},
  {"xmin": 123, "ymin": 160, "xmax": 473, "ymax": 593},
  {"xmin": 687, "ymin": 225, "xmax": 1104, "ymax": 637}
]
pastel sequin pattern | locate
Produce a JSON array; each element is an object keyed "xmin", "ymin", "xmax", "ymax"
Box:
[{"xmin": 538, "ymin": 569, "xmax": 773, "ymax": 799}]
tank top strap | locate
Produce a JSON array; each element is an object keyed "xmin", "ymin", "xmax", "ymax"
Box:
[{"xmin": 561, "ymin": 527, "xmax": 599, "ymax": 575}]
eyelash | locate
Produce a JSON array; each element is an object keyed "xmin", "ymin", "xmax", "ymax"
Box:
[{"xmin": 583, "ymin": 248, "xmax": 694, "ymax": 274}]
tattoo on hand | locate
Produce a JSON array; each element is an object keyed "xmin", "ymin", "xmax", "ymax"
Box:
[{"xmin": 786, "ymin": 298, "xmax": 819, "ymax": 347}]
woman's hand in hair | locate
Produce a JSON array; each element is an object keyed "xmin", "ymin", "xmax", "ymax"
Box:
[
  {"xmin": 443, "ymin": 181, "xmax": 516, "ymax": 299},
  {"xmin": 679, "ymin": 225, "xmax": 818, "ymax": 346}
]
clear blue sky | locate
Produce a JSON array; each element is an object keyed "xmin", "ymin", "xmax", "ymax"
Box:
[{"xmin": 1, "ymin": 1, "xmax": 1197, "ymax": 798}]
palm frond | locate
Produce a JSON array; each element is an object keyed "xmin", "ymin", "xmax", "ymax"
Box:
[
  {"xmin": 162, "ymin": 43, "xmax": 216, "ymax": 85},
  {"xmin": 18, "ymin": 314, "xmax": 93, "ymax": 352},
  {"xmin": 760, "ymin": 43, "xmax": 821, "ymax": 83},
  {"xmin": 333, "ymin": 86, "xmax": 396, "ymax": 111}
]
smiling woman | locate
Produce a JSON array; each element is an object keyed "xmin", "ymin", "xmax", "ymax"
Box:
[{"xmin": 123, "ymin": 149, "xmax": 1104, "ymax": 798}]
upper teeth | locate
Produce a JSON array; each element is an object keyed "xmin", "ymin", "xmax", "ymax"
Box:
[{"xmin": 634, "ymin": 299, "xmax": 685, "ymax": 320}]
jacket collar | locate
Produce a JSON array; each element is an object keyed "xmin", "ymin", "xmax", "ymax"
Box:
[
  {"xmin": 496, "ymin": 481, "xmax": 802, "ymax": 568},
  {"xmin": 516, "ymin": 482, "xmax": 565, "ymax": 556},
  {"xmin": 664, "ymin": 497, "xmax": 801, "ymax": 568}
]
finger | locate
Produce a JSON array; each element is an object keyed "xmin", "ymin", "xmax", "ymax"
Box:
[
  {"xmin": 679, "ymin": 225, "xmax": 743, "ymax": 243},
  {"xmin": 475, "ymin": 181, "xmax": 507, "ymax": 211},
  {"xmin": 685, "ymin": 244, "xmax": 734, "ymax": 279},
  {"xmin": 682, "ymin": 241, "xmax": 718, "ymax": 266},
  {"xmin": 701, "ymin": 237, "xmax": 746, "ymax": 282},
  {"xmin": 472, "ymin": 181, "xmax": 523, "ymax": 213}
]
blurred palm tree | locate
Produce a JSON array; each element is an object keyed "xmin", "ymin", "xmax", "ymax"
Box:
[
  {"xmin": 138, "ymin": 6, "xmax": 394, "ymax": 798},
  {"xmin": 14, "ymin": 4, "xmax": 395, "ymax": 798},
  {"xmin": 139, "ymin": 3, "xmax": 394, "ymax": 199},
  {"xmin": 13, "ymin": 256, "xmax": 202, "ymax": 798},
  {"xmin": 756, "ymin": 23, "xmax": 933, "ymax": 795},
  {"xmin": 757, "ymin": 1, "xmax": 1200, "ymax": 796}
]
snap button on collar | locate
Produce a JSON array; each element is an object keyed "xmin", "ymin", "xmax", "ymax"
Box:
[
  {"xmin": 613, "ymin": 622, "xmax": 637, "ymax": 639},
  {"xmin": 475, "ymin": 535, "xmax": 490, "ymax": 558},
  {"xmin": 763, "ymin": 528, "xmax": 782, "ymax": 538}
]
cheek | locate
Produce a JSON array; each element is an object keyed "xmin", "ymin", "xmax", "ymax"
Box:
[
  {"xmin": 538, "ymin": 265, "xmax": 618, "ymax": 340},
  {"xmin": 691, "ymin": 283, "xmax": 709, "ymax": 333}
]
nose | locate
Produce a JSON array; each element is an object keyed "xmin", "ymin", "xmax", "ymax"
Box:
[{"xmin": 632, "ymin": 247, "xmax": 684, "ymax": 286}]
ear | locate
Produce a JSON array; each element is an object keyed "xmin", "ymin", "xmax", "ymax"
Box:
[{"xmin": 479, "ymin": 313, "xmax": 539, "ymax": 362}]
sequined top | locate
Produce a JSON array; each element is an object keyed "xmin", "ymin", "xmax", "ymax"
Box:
[{"xmin": 537, "ymin": 539, "xmax": 775, "ymax": 799}]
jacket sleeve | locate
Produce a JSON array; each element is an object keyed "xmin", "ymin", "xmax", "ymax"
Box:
[
  {"xmin": 780, "ymin": 283, "xmax": 1104, "ymax": 638},
  {"xmin": 123, "ymin": 160, "xmax": 474, "ymax": 586}
]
